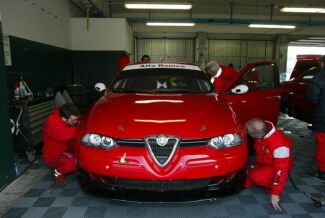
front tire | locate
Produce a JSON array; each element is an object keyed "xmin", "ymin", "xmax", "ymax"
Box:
[{"xmin": 77, "ymin": 173, "xmax": 101, "ymax": 195}]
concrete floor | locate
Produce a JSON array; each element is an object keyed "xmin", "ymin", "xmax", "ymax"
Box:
[{"xmin": 1, "ymin": 115, "xmax": 325, "ymax": 218}]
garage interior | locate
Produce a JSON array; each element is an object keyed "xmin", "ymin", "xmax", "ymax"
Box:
[{"xmin": 0, "ymin": 0, "xmax": 325, "ymax": 217}]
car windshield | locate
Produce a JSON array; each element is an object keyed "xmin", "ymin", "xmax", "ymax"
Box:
[{"xmin": 111, "ymin": 68, "xmax": 213, "ymax": 93}]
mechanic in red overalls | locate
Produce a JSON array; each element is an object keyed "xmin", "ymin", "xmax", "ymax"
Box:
[
  {"xmin": 205, "ymin": 61, "xmax": 224, "ymax": 91},
  {"xmin": 42, "ymin": 103, "xmax": 79, "ymax": 186},
  {"xmin": 205, "ymin": 61, "xmax": 238, "ymax": 92},
  {"xmin": 308, "ymin": 55, "xmax": 325, "ymax": 182},
  {"xmin": 141, "ymin": 54, "xmax": 151, "ymax": 63},
  {"xmin": 245, "ymin": 118, "xmax": 292, "ymax": 211},
  {"xmin": 118, "ymin": 53, "xmax": 130, "ymax": 72}
]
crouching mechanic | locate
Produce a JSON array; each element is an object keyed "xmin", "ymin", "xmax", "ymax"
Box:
[
  {"xmin": 42, "ymin": 103, "xmax": 79, "ymax": 186},
  {"xmin": 245, "ymin": 118, "xmax": 292, "ymax": 211}
]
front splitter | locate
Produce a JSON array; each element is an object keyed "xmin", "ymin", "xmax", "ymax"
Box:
[{"xmin": 77, "ymin": 168, "xmax": 246, "ymax": 202}]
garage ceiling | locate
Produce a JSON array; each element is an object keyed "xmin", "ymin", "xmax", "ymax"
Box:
[{"xmin": 71, "ymin": 0, "xmax": 325, "ymax": 44}]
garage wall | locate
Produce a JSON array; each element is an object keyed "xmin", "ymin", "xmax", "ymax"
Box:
[
  {"xmin": 0, "ymin": 0, "xmax": 81, "ymax": 189},
  {"xmin": 5, "ymin": 36, "xmax": 72, "ymax": 98},
  {"xmin": 136, "ymin": 39, "xmax": 195, "ymax": 62},
  {"xmin": 71, "ymin": 18, "xmax": 132, "ymax": 52},
  {"xmin": 70, "ymin": 18, "xmax": 133, "ymax": 103},
  {"xmin": 1, "ymin": 0, "xmax": 82, "ymax": 96},
  {"xmin": 0, "ymin": 18, "xmax": 15, "ymax": 190},
  {"xmin": 0, "ymin": 0, "xmax": 80, "ymax": 49},
  {"xmin": 208, "ymin": 39, "xmax": 275, "ymax": 71},
  {"xmin": 72, "ymin": 50, "xmax": 125, "ymax": 104}
]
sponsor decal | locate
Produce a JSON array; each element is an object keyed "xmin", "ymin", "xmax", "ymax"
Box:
[
  {"xmin": 158, "ymin": 64, "xmax": 185, "ymax": 68},
  {"xmin": 124, "ymin": 63, "xmax": 201, "ymax": 71}
]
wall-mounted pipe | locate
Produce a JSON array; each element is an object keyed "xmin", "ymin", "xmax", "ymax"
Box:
[
  {"xmin": 230, "ymin": 2, "xmax": 234, "ymax": 24},
  {"xmin": 86, "ymin": 7, "xmax": 90, "ymax": 30},
  {"xmin": 81, "ymin": 0, "xmax": 105, "ymax": 17},
  {"xmin": 70, "ymin": 0, "xmax": 87, "ymax": 15},
  {"xmin": 109, "ymin": 0, "xmax": 112, "ymax": 17}
]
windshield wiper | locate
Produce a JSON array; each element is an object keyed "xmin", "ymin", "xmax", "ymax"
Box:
[
  {"xmin": 155, "ymin": 88, "xmax": 196, "ymax": 93},
  {"xmin": 112, "ymin": 88, "xmax": 156, "ymax": 93}
]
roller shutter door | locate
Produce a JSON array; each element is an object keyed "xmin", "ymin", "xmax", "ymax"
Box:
[
  {"xmin": 208, "ymin": 39, "xmax": 275, "ymax": 70},
  {"xmin": 136, "ymin": 39, "xmax": 194, "ymax": 63}
]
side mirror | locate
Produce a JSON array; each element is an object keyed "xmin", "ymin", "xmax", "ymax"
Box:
[
  {"xmin": 95, "ymin": 83, "xmax": 106, "ymax": 92},
  {"xmin": 231, "ymin": 84, "xmax": 249, "ymax": 94}
]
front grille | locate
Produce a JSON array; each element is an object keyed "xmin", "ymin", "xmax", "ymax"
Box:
[
  {"xmin": 180, "ymin": 138, "xmax": 209, "ymax": 147},
  {"xmin": 116, "ymin": 138, "xmax": 144, "ymax": 147},
  {"xmin": 111, "ymin": 177, "xmax": 213, "ymax": 191},
  {"xmin": 147, "ymin": 138, "xmax": 177, "ymax": 165},
  {"xmin": 117, "ymin": 138, "xmax": 208, "ymax": 147}
]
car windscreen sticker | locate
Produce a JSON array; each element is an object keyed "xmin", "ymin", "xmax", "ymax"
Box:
[
  {"xmin": 123, "ymin": 63, "xmax": 201, "ymax": 71},
  {"xmin": 157, "ymin": 81, "xmax": 168, "ymax": 89}
]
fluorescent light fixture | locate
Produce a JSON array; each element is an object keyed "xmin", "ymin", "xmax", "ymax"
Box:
[
  {"xmin": 249, "ymin": 24, "xmax": 296, "ymax": 29},
  {"xmin": 298, "ymin": 39, "xmax": 325, "ymax": 43},
  {"xmin": 290, "ymin": 42, "xmax": 324, "ymax": 45},
  {"xmin": 308, "ymin": 37, "xmax": 325, "ymax": 40},
  {"xmin": 146, "ymin": 22, "xmax": 195, "ymax": 27},
  {"xmin": 125, "ymin": 3, "xmax": 192, "ymax": 10},
  {"xmin": 281, "ymin": 7, "xmax": 325, "ymax": 13}
]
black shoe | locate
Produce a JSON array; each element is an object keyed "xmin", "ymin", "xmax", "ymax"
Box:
[{"xmin": 310, "ymin": 171, "xmax": 325, "ymax": 182}]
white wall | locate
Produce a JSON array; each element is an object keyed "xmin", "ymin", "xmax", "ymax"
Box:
[
  {"xmin": 0, "ymin": 0, "xmax": 82, "ymax": 49},
  {"xmin": 71, "ymin": 18, "xmax": 132, "ymax": 52}
]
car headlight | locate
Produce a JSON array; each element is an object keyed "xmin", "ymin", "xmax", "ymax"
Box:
[
  {"xmin": 81, "ymin": 133, "xmax": 116, "ymax": 149},
  {"xmin": 208, "ymin": 133, "xmax": 242, "ymax": 149}
]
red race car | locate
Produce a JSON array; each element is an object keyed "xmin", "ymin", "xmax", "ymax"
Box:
[
  {"xmin": 76, "ymin": 62, "xmax": 281, "ymax": 199},
  {"xmin": 281, "ymin": 55, "xmax": 321, "ymax": 123}
]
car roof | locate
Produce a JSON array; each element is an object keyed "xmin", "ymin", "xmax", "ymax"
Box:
[
  {"xmin": 297, "ymin": 54, "xmax": 321, "ymax": 61},
  {"xmin": 122, "ymin": 62, "xmax": 202, "ymax": 72}
]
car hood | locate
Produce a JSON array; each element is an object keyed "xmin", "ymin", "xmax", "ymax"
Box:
[{"xmin": 84, "ymin": 92, "xmax": 238, "ymax": 138}]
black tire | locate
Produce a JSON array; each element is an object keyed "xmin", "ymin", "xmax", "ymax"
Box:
[
  {"xmin": 286, "ymin": 101, "xmax": 295, "ymax": 118},
  {"xmin": 280, "ymin": 98, "xmax": 288, "ymax": 114},
  {"xmin": 247, "ymin": 134, "xmax": 255, "ymax": 156},
  {"xmin": 280, "ymin": 95, "xmax": 295, "ymax": 118},
  {"xmin": 280, "ymin": 95, "xmax": 291, "ymax": 114},
  {"xmin": 77, "ymin": 174, "xmax": 101, "ymax": 196}
]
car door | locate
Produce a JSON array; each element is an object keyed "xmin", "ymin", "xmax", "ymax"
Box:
[
  {"xmin": 221, "ymin": 62, "xmax": 282, "ymax": 124},
  {"xmin": 289, "ymin": 67, "xmax": 319, "ymax": 120}
]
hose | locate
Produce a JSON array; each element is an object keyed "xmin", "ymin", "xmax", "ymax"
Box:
[{"xmin": 14, "ymin": 106, "xmax": 30, "ymax": 143}]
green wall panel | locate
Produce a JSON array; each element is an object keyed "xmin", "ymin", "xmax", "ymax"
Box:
[
  {"xmin": 0, "ymin": 34, "xmax": 126, "ymax": 189},
  {"xmin": 0, "ymin": 20, "xmax": 15, "ymax": 189},
  {"xmin": 72, "ymin": 50, "xmax": 125, "ymax": 104},
  {"xmin": 6, "ymin": 36, "xmax": 73, "ymax": 97}
]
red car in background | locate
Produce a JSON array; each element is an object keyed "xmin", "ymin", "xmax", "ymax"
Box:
[
  {"xmin": 76, "ymin": 61, "xmax": 281, "ymax": 199},
  {"xmin": 281, "ymin": 55, "xmax": 321, "ymax": 123}
]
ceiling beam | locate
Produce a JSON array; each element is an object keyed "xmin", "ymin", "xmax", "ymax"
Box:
[{"xmin": 127, "ymin": 17, "xmax": 325, "ymax": 27}]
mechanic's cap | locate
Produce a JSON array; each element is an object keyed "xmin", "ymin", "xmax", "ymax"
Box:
[{"xmin": 206, "ymin": 61, "xmax": 222, "ymax": 77}]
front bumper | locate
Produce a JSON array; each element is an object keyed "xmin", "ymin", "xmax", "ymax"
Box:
[
  {"xmin": 77, "ymin": 168, "xmax": 246, "ymax": 201},
  {"xmin": 78, "ymin": 144, "xmax": 248, "ymax": 181}
]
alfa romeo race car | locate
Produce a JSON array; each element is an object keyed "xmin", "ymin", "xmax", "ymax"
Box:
[{"xmin": 76, "ymin": 62, "xmax": 281, "ymax": 199}]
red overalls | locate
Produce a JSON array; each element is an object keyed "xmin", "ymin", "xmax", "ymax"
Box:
[
  {"xmin": 315, "ymin": 132, "xmax": 325, "ymax": 171},
  {"xmin": 42, "ymin": 109, "xmax": 78, "ymax": 175},
  {"xmin": 212, "ymin": 66, "xmax": 238, "ymax": 92},
  {"xmin": 245, "ymin": 122, "xmax": 292, "ymax": 196}
]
